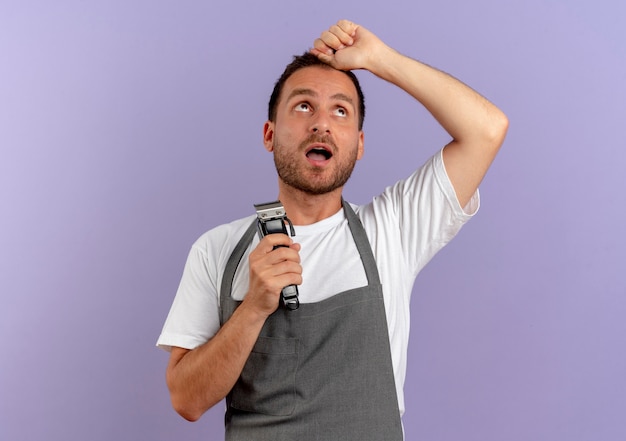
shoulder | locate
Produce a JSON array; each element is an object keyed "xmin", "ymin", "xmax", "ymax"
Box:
[
  {"xmin": 191, "ymin": 215, "xmax": 257, "ymax": 258},
  {"xmin": 356, "ymin": 149, "xmax": 478, "ymax": 221}
]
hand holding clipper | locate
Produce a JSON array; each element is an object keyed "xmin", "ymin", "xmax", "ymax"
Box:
[{"xmin": 254, "ymin": 201, "xmax": 300, "ymax": 311}]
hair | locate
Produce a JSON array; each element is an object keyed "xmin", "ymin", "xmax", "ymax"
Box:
[{"xmin": 268, "ymin": 52, "xmax": 366, "ymax": 130}]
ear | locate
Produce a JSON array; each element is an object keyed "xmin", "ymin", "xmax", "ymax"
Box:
[
  {"xmin": 356, "ymin": 130, "xmax": 364, "ymax": 160},
  {"xmin": 263, "ymin": 121, "xmax": 275, "ymax": 152}
]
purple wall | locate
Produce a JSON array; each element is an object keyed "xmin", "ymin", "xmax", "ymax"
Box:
[{"xmin": 1, "ymin": 1, "xmax": 624, "ymax": 440}]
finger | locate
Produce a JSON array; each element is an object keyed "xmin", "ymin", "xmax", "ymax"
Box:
[
  {"xmin": 336, "ymin": 19, "xmax": 358, "ymax": 38},
  {"xmin": 249, "ymin": 254, "xmax": 301, "ymax": 293},
  {"xmin": 328, "ymin": 24, "xmax": 354, "ymax": 46},
  {"xmin": 253, "ymin": 260, "xmax": 302, "ymax": 294},
  {"xmin": 310, "ymin": 50, "xmax": 335, "ymax": 69},
  {"xmin": 264, "ymin": 246, "xmax": 301, "ymax": 265},
  {"xmin": 312, "ymin": 40, "xmax": 334, "ymax": 57},
  {"xmin": 290, "ymin": 242, "xmax": 301, "ymax": 252},
  {"xmin": 250, "ymin": 241, "xmax": 301, "ymax": 269},
  {"xmin": 278, "ymin": 272, "xmax": 303, "ymax": 287},
  {"xmin": 271, "ymin": 260, "xmax": 303, "ymax": 278},
  {"xmin": 319, "ymin": 29, "xmax": 348, "ymax": 51},
  {"xmin": 257, "ymin": 234, "xmax": 293, "ymax": 253}
]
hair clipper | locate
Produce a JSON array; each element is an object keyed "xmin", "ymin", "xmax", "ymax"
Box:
[{"xmin": 254, "ymin": 200, "xmax": 299, "ymax": 310}]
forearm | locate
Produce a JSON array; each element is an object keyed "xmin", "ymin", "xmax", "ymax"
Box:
[
  {"xmin": 312, "ymin": 20, "xmax": 508, "ymax": 177},
  {"xmin": 365, "ymin": 45, "xmax": 507, "ymax": 146},
  {"xmin": 166, "ymin": 302, "xmax": 267, "ymax": 421},
  {"xmin": 363, "ymin": 40, "xmax": 508, "ymax": 206}
]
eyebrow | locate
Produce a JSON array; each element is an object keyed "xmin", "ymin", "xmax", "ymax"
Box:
[{"xmin": 286, "ymin": 88, "xmax": 355, "ymax": 107}]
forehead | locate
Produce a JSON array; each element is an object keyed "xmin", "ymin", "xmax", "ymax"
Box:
[{"xmin": 280, "ymin": 66, "xmax": 358, "ymax": 105}]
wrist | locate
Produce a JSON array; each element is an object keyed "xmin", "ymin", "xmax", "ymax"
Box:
[
  {"xmin": 365, "ymin": 44, "xmax": 402, "ymax": 79},
  {"xmin": 237, "ymin": 295, "xmax": 275, "ymax": 325}
]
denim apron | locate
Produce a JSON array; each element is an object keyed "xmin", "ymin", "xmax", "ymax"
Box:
[{"xmin": 219, "ymin": 201, "xmax": 403, "ymax": 440}]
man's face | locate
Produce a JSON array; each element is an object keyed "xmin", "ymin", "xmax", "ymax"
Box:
[{"xmin": 263, "ymin": 66, "xmax": 364, "ymax": 195}]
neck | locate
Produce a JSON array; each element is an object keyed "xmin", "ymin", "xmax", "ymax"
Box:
[{"xmin": 277, "ymin": 184, "xmax": 343, "ymax": 226}]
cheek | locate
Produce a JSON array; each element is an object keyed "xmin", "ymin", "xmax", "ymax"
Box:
[
  {"xmin": 338, "ymin": 130, "xmax": 361, "ymax": 147},
  {"xmin": 274, "ymin": 126, "xmax": 300, "ymax": 146}
]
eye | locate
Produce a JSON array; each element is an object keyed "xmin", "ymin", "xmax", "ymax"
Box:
[
  {"xmin": 295, "ymin": 102, "xmax": 312, "ymax": 112},
  {"xmin": 333, "ymin": 107, "xmax": 347, "ymax": 117}
]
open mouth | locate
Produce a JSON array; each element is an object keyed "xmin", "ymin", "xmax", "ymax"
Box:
[{"xmin": 305, "ymin": 146, "xmax": 333, "ymax": 161}]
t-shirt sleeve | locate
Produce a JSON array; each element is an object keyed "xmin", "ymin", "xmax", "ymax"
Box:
[
  {"xmin": 156, "ymin": 241, "xmax": 221, "ymax": 352},
  {"xmin": 365, "ymin": 149, "xmax": 479, "ymax": 277}
]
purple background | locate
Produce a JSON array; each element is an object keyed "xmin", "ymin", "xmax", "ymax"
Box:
[{"xmin": 1, "ymin": 1, "xmax": 625, "ymax": 440}]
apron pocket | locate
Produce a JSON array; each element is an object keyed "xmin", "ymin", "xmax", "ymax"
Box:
[{"xmin": 230, "ymin": 336, "xmax": 298, "ymax": 416}]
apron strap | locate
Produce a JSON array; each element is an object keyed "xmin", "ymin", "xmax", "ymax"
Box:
[
  {"xmin": 220, "ymin": 201, "xmax": 382, "ymax": 323},
  {"xmin": 219, "ymin": 218, "xmax": 257, "ymax": 325},
  {"xmin": 342, "ymin": 198, "xmax": 381, "ymax": 286}
]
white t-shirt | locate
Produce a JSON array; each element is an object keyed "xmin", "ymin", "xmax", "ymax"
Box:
[{"xmin": 157, "ymin": 149, "xmax": 479, "ymax": 415}]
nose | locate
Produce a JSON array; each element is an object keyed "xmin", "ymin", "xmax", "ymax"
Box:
[{"xmin": 310, "ymin": 112, "xmax": 331, "ymax": 134}]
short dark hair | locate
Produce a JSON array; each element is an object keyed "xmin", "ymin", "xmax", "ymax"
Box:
[{"xmin": 268, "ymin": 52, "xmax": 366, "ymax": 130}]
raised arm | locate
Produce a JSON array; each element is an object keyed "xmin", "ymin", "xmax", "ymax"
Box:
[{"xmin": 311, "ymin": 20, "xmax": 509, "ymax": 207}]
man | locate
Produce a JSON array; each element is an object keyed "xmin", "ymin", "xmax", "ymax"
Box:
[{"xmin": 157, "ymin": 19, "xmax": 508, "ymax": 440}]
